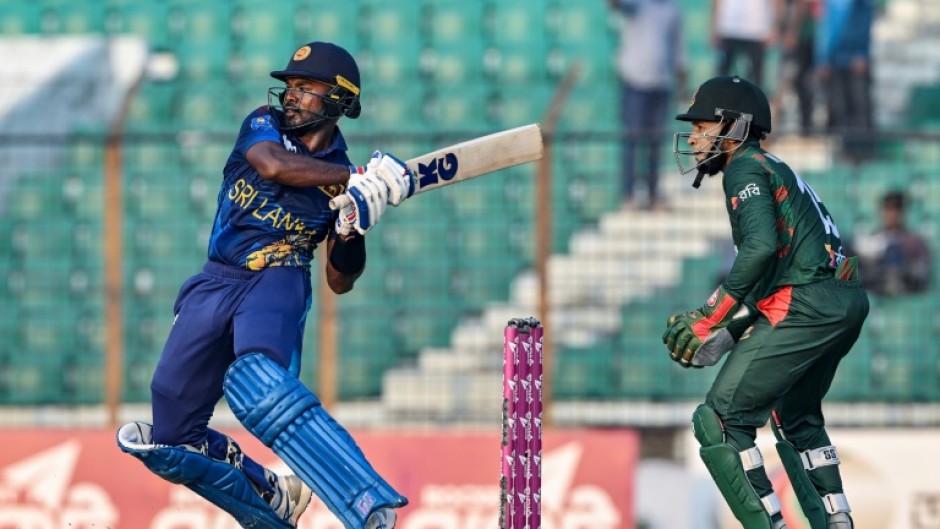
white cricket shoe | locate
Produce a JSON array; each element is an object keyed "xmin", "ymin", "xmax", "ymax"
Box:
[
  {"xmin": 365, "ymin": 507, "xmax": 398, "ymax": 529},
  {"xmin": 270, "ymin": 474, "xmax": 312, "ymax": 526}
]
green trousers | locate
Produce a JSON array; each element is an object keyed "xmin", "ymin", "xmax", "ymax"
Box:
[{"xmin": 704, "ymin": 277, "xmax": 869, "ymax": 497}]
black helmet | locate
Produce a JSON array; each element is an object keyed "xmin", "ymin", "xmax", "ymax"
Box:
[
  {"xmin": 673, "ymin": 76, "xmax": 771, "ymax": 186},
  {"xmin": 268, "ymin": 42, "xmax": 361, "ymax": 131},
  {"xmin": 676, "ymin": 76, "xmax": 771, "ymax": 133}
]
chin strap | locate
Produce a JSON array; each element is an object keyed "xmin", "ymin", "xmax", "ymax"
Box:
[{"xmin": 692, "ymin": 169, "xmax": 706, "ymax": 189}]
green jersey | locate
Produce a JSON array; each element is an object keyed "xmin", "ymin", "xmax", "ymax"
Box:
[{"xmin": 720, "ymin": 141, "xmax": 845, "ymax": 304}]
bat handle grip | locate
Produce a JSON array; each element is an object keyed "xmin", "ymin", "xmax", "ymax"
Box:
[{"xmin": 329, "ymin": 194, "xmax": 352, "ymax": 211}]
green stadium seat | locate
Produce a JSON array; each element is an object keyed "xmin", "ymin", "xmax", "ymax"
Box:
[
  {"xmin": 125, "ymin": 171, "xmax": 189, "ymax": 221},
  {"xmin": 483, "ymin": 3, "xmax": 549, "ymax": 82},
  {"xmin": 291, "ymin": 1, "xmax": 361, "ymax": 53},
  {"xmin": 545, "ymin": 1, "xmax": 617, "ymax": 82},
  {"xmin": 425, "ymin": 0, "xmax": 484, "ymax": 43},
  {"xmin": 828, "ymin": 332, "xmax": 874, "ymax": 401},
  {"xmin": 558, "ymin": 83, "xmax": 619, "ymax": 132},
  {"xmin": 167, "ymin": 0, "xmax": 233, "ymax": 80},
  {"xmin": 422, "ymin": 83, "xmax": 494, "ymax": 130},
  {"xmin": 452, "ymin": 270, "xmax": 512, "ymax": 311},
  {"xmin": 106, "ymin": 0, "xmax": 172, "ymax": 48},
  {"xmin": 0, "ymin": 353, "xmax": 65, "ymax": 404},
  {"xmin": 230, "ymin": 1, "xmax": 295, "ymax": 49},
  {"xmin": 126, "ymin": 82, "xmax": 179, "ymax": 131},
  {"xmin": 172, "ymin": 82, "xmax": 241, "ymax": 130},
  {"xmin": 334, "ymin": 302, "xmax": 404, "ymax": 398},
  {"xmin": 356, "ymin": 1, "xmax": 422, "ymax": 84},
  {"xmin": 62, "ymin": 351, "xmax": 105, "ymax": 404},
  {"xmin": 488, "ymin": 83, "xmax": 553, "ymax": 130},
  {"xmin": 554, "ymin": 340, "xmax": 617, "ymax": 398},
  {"xmin": 48, "ymin": 3, "xmax": 108, "ymax": 34},
  {"xmin": 357, "ymin": 83, "xmax": 428, "ymax": 133},
  {"xmin": 230, "ymin": 0, "xmax": 294, "ymax": 82},
  {"xmin": 0, "ymin": 2, "xmax": 43, "ymax": 34},
  {"xmin": 423, "ymin": 2, "xmax": 486, "ymax": 82},
  {"xmin": 906, "ymin": 84, "xmax": 940, "ymax": 129}
]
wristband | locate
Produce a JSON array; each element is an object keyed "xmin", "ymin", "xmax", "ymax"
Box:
[{"xmin": 328, "ymin": 233, "xmax": 366, "ymax": 275}]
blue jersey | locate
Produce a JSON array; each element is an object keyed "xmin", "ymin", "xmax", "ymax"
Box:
[{"xmin": 208, "ymin": 107, "xmax": 350, "ymax": 270}]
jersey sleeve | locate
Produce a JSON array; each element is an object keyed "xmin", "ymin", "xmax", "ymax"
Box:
[
  {"xmin": 233, "ymin": 107, "xmax": 283, "ymax": 157},
  {"xmin": 721, "ymin": 163, "xmax": 778, "ymax": 301}
]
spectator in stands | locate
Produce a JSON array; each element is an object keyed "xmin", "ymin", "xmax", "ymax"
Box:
[
  {"xmin": 609, "ymin": 0, "xmax": 687, "ymax": 211},
  {"xmin": 853, "ymin": 190, "xmax": 932, "ymax": 296},
  {"xmin": 816, "ymin": 0, "xmax": 875, "ymax": 162},
  {"xmin": 782, "ymin": 0, "xmax": 820, "ymax": 134},
  {"xmin": 711, "ymin": 0, "xmax": 786, "ymax": 88}
]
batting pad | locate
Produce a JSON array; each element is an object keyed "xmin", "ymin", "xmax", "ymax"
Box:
[
  {"xmin": 224, "ymin": 353, "xmax": 407, "ymax": 529},
  {"xmin": 116, "ymin": 421, "xmax": 294, "ymax": 529}
]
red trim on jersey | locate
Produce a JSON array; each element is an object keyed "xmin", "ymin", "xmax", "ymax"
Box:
[{"xmin": 757, "ymin": 286, "xmax": 793, "ymax": 326}]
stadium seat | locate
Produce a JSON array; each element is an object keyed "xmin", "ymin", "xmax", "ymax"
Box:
[
  {"xmin": 420, "ymin": 39, "xmax": 486, "ymax": 85},
  {"xmin": 423, "ymin": 83, "xmax": 493, "ymax": 130},
  {"xmin": 126, "ymin": 82, "xmax": 179, "ymax": 131},
  {"xmin": 357, "ymin": 1, "xmax": 422, "ymax": 84},
  {"xmin": 483, "ymin": 2, "xmax": 549, "ymax": 82},
  {"xmin": 106, "ymin": 0, "xmax": 172, "ymax": 49},
  {"xmin": 357, "ymin": 83, "xmax": 428, "ymax": 133},
  {"xmin": 290, "ymin": 1, "xmax": 361, "ymax": 53},
  {"xmin": 1, "ymin": 353, "xmax": 64, "ymax": 404},
  {"xmin": 554, "ymin": 340, "xmax": 618, "ymax": 398},
  {"xmin": 50, "ymin": 3, "xmax": 108, "ymax": 34},
  {"xmin": 172, "ymin": 82, "xmax": 241, "ymax": 130},
  {"xmin": 0, "ymin": 2, "xmax": 43, "ymax": 34},
  {"xmin": 170, "ymin": 3, "xmax": 233, "ymax": 81},
  {"xmin": 423, "ymin": 2, "xmax": 486, "ymax": 83},
  {"xmin": 905, "ymin": 84, "xmax": 940, "ymax": 129}
]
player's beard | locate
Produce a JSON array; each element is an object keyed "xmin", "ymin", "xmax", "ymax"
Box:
[
  {"xmin": 283, "ymin": 107, "xmax": 330, "ymax": 136},
  {"xmin": 695, "ymin": 138, "xmax": 727, "ymax": 176},
  {"xmin": 700, "ymin": 152, "xmax": 727, "ymax": 176}
]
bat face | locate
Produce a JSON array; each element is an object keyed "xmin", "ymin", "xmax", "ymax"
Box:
[
  {"xmin": 329, "ymin": 124, "xmax": 543, "ymax": 210},
  {"xmin": 413, "ymin": 153, "xmax": 459, "ymax": 191},
  {"xmin": 403, "ymin": 123, "xmax": 543, "ymax": 194}
]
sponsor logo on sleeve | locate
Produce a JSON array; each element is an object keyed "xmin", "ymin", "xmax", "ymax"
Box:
[{"xmin": 738, "ymin": 183, "xmax": 760, "ymax": 200}]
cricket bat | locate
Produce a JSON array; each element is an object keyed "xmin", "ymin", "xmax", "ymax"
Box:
[{"xmin": 329, "ymin": 123, "xmax": 543, "ymax": 210}]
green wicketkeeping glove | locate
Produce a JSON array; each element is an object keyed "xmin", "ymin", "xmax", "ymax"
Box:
[{"xmin": 662, "ymin": 286, "xmax": 745, "ymax": 368}]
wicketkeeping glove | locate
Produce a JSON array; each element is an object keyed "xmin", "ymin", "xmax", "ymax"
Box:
[{"xmin": 662, "ymin": 286, "xmax": 750, "ymax": 368}]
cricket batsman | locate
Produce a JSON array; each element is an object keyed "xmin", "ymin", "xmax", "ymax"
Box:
[
  {"xmin": 116, "ymin": 42, "xmax": 415, "ymax": 529},
  {"xmin": 663, "ymin": 76, "xmax": 866, "ymax": 529}
]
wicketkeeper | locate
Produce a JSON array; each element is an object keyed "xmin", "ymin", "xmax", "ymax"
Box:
[{"xmin": 664, "ymin": 75, "xmax": 867, "ymax": 529}]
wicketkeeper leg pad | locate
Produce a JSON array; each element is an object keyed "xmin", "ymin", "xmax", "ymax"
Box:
[
  {"xmin": 771, "ymin": 415, "xmax": 851, "ymax": 529},
  {"xmin": 116, "ymin": 421, "xmax": 295, "ymax": 529},
  {"xmin": 692, "ymin": 404, "xmax": 780, "ymax": 529},
  {"xmin": 224, "ymin": 353, "xmax": 407, "ymax": 529}
]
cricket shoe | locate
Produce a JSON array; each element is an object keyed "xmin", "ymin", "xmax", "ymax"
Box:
[
  {"xmin": 365, "ymin": 507, "xmax": 398, "ymax": 529},
  {"xmin": 269, "ymin": 474, "xmax": 312, "ymax": 526}
]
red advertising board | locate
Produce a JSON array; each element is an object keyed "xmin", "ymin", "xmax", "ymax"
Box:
[{"xmin": 0, "ymin": 428, "xmax": 637, "ymax": 529}]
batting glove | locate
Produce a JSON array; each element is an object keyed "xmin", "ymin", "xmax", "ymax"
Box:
[
  {"xmin": 335, "ymin": 167, "xmax": 389, "ymax": 236},
  {"xmin": 662, "ymin": 286, "xmax": 745, "ymax": 368},
  {"xmin": 373, "ymin": 152, "xmax": 415, "ymax": 206}
]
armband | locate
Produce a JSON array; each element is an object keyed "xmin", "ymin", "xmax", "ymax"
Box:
[{"xmin": 329, "ymin": 233, "xmax": 366, "ymax": 275}]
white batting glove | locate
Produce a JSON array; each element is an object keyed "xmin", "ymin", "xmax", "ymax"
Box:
[
  {"xmin": 373, "ymin": 152, "xmax": 415, "ymax": 206},
  {"xmin": 334, "ymin": 201, "xmax": 357, "ymax": 237},
  {"xmin": 335, "ymin": 168, "xmax": 389, "ymax": 236}
]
